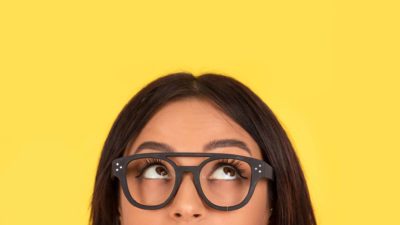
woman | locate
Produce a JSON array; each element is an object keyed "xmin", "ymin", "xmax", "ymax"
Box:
[{"xmin": 90, "ymin": 72, "xmax": 317, "ymax": 225}]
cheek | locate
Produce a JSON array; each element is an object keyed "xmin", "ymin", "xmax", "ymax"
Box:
[
  {"xmin": 119, "ymin": 190, "xmax": 167, "ymax": 225},
  {"xmin": 235, "ymin": 180, "xmax": 269, "ymax": 224}
]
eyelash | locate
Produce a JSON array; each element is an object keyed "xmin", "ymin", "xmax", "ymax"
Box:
[{"xmin": 136, "ymin": 158, "xmax": 248, "ymax": 179}]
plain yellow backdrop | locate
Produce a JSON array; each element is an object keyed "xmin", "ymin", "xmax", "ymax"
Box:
[{"xmin": 0, "ymin": 1, "xmax": 399, "ymax": 225}]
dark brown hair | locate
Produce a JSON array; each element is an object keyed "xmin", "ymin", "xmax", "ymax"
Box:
[{"xmin": 89, "ymin": 72, "xmax": 317, "ymax": 225}]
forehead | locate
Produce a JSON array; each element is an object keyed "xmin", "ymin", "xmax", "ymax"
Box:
[{"xmin": 125, "ymin": 97, "xmax": 262, "ymax": 160}]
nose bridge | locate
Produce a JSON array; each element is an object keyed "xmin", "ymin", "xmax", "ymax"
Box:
[{"xmin": 168, "ymin": 166, "xmax": 206, "ymax": 221}]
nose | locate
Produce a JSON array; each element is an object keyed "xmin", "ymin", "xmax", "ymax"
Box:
[{"xmin": 168, "ymin": 171, "xmax": 206, "ymax": 221}]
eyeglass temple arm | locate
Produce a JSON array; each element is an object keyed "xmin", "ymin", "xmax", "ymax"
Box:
[{"xmin": 262, "ymin": 162, "xmax": 275, "ymax": 181}]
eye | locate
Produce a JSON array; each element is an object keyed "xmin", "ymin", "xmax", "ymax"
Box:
[
  {"xmin": 136, "ymin": 158, "xmax": 171, "ymax": 180},
  {"xmin": 209, "ymin": 165, "xmax": 240, "ymax": 180},
  {"xmin": 208, "ymin": 159, "xmax": 248, "ymax": 180},
  {"xmin": 141, "ymin": 164, "xmax": 170, "ymax": 179}
]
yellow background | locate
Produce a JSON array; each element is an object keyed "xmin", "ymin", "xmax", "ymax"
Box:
[{"xmin": 0, "ymin": 1, "xmax": 399, "ymax": 225}]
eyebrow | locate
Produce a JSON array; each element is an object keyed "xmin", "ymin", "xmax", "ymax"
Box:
[{"xmin": 134, "ymin": 138, "xmax": 252, "ymax": 156}]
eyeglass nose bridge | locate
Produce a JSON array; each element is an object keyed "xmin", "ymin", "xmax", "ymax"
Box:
[
  {"xmin": 176, "ymin": 165, "xmax": 200, "ymax": 173},
  {"xmin": 170, "ymin": 165, "xmax": 204, "ymax": 202},
  {"xmin": 174, "ymin": 165, "xmax": 202, "ymax": 182}
]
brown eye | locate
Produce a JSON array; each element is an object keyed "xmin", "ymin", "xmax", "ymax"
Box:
[
  {"xmin": 142, "ymin": 165, "xmax": 170, "ymax": 179},
  {"xmin": 223, "ymin": 166, "xmax": 236, "ymax": 177},
  {"xmin": 155, "ymin": 166, "xmax": 168, "ymax": 176},
  {"xmin": 209, "ymin": 165, "xmax": 238, "ymax": 180}
]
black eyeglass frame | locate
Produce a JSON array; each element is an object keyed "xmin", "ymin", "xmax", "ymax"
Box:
[{"xmin": 111, "ymin": 152, "xmax": 274, "ymax": 211}]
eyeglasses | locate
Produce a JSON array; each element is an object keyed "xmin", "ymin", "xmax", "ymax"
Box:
[{"xmin": 111, "ymin": 152, "xmax": 274, "ymax": 211}]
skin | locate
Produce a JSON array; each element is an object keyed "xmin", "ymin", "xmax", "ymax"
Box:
[{"xmin": 119, "ymin": 97, "xmax": 271, "ymax": 225}]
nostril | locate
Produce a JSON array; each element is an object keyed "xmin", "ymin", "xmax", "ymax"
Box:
[{"xmin": 174, "ymin": 213, "xmax": 201, "ymax": 218}]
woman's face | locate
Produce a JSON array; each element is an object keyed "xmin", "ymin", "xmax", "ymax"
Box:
[{"xmin": 119, "ymin": 97, "xmax": 271, "ymax": 225}]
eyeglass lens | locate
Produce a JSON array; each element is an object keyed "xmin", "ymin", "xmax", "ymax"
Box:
[{"xmin": 125, "ymin": 157, "xmax": 252, "ymax": 207}]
